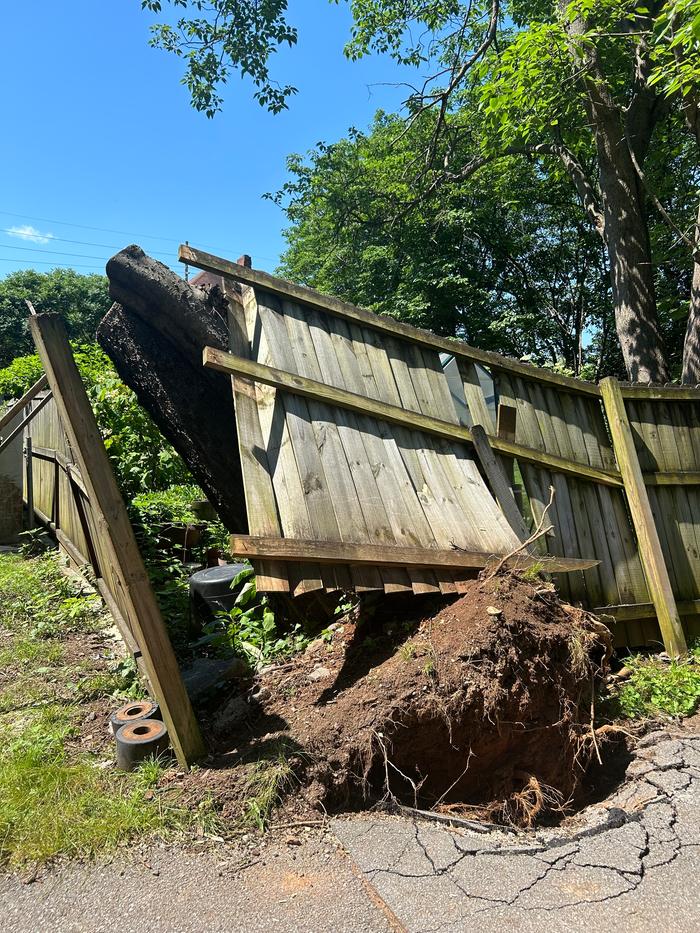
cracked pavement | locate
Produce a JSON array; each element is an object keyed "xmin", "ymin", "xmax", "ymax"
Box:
[
  {"xmin": 2, "ymin": 730, "xmax": 697, "ymax": 931},
  {"xmin": 334, "ymin": 730, "xmax": 700, "ymax": 932}
]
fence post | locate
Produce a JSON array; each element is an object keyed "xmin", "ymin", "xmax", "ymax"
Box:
[
  {"xmin": 25, "ymin": 435, "xmax": 34, "ymax": 530},
  {"xmin": 599, "ymin": 377, "xmax": 687, "ymax": 657}
]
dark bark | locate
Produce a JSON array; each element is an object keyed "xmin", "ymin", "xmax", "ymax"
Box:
[
  {"xmin": 682, "ymin": 201, "xmax": 700, "ymax": 384},
  {"xmin": 596, "ymin": 142, "xmax": 669, "ymax": 383},
  {"xmin": 97, "ymin": 245, "xmax": 247, "ymax": 531},
  {"xmin": 680, "ymin": 104, "xmax": 700, "ymax": 384},
  {"xmin": 559, "ymin": 3, "xmax": 670, "ymax": 383}
]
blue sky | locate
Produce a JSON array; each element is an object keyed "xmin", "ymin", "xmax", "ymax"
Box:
[{"xmin": 0, "ymin": 1, "xmax": 414, "ymax": 280}]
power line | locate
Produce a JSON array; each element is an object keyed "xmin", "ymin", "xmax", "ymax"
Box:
[
  {"xmin": 0, "ymin": 243, "xmax": 116, "ymax": 263},
  {"xmin": 0, "ymin": 209, "xmax": 280, "ymax": 264},
  {"xmin": 0, "ymin": 209, "xmax": 185, "ymax": 245},
  {"xmin": 1, "ymin": 228, "xmax": 177, "ymax": 261},
  {"xmin": 0, "ymin": 256, "xmax": 106, "ymax": 271}
]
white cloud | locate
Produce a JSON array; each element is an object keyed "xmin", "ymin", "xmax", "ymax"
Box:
[{"xmin": 6, "ymin": 224, "xmax": 54, "ymax": 245}]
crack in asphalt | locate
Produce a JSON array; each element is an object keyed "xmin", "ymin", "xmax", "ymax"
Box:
[{"xmin": 337, "ymin": 732, "xmax": 700, "ymax": 931}]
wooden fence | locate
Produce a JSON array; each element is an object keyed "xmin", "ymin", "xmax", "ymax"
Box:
[
  {"xmin": 21, "ymin": 314, "xmax": 204, "ymax": 767},
  {"xmin": 183, "ymin": 245, "xmax": 700, "ymax": 656},
  {"xmin": 9, "ymin": 259, "xmax": 699, "ymax": 656}
]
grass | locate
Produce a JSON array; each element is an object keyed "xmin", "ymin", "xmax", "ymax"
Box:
[
  {"xmin": 607, "ymin": 643, "xmax": 700, "ymax": 719},
  {"xmin": 0, "ymin": 551, "xmax": 220, "ymax": 867},
  {"xmin": 0, "ymin": 717, "xmax": 171, "ymax": 866},
  {"xmin": 241, "ymin": 741, "xmax": 298, "ymax": 830}
]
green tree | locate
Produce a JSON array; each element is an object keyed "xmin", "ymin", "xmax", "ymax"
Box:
[
  {"xmin": 144, "ymin": 0, "xmax": 700, "ymax": 383},
  {"xmin": 0, "ymin": 269, "xmax": 110, "ymax": 368},
  {"xmin": 275, "ymin": 110, "xmax": 615, "ymax": 377}
]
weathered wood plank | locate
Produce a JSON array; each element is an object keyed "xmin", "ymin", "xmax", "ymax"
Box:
[
  {"xmin": 243, "ymin": 288, "xmax": 324, "ymax": 595},
  {"xmin": 283, "ymin": 302, "xmax": 388, "ymax": 592},
  {"xmin": 644, "ymin": 471, "xmax": 700, "ymax": 485},
  {"xmin": 619, "ymin": 385, "xmax": 700, "ymax": 400},
  {"xmin": 496, "ymin": 402, "xmax": 517, "ymax": 442},
  {"xmin": 0, "ymin": 391, "xmax": 53, "ymax": 455},
  {"xmin": 254, "ymin": 292, "xmax": 342, "ymax": 593},
  {"xmin": 595, "ymin": 598, "xmax": 700, "ymax": 621},
  {"xmin": 225, "ymin": 283, "xmax": 289, "ymax": 591},
  {"xmin": 229, "ymin": 534, "xmax": 601, "ymax": 572},
  {"xmin": 470, "ymin": 425, "xmax": 531, "ymax": 541},
  {"xmin": 0, "ymin": 374, "xmax": 48, "ymax": 432},
  {"xmin": 599, "ymin": 377, "xmax": 687, "ymax": 657},
  {"xmin": 30, "ymin": 313, "xmax": 205, "ymax": 766}
]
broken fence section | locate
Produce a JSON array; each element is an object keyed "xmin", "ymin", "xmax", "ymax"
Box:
[
  {"xmin": 27, "ymin": 313, "xmax": 205, "ymax": 768},
  {"xmin": 182, "ymin": 244, "xmax": 699, "ymax": 657}
]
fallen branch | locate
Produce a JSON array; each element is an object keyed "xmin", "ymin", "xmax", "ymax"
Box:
[{"xmin": 482, "ymin": 485, "xmax": 556, "ymax": 582}]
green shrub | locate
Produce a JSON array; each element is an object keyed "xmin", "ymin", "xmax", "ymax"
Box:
[
  {"xmin": 610, "ymin": 649, "xmax": 700, "ymax": 719},
  {"xmin": 131, "ymin": 485, "xmax": 203, "ymax": 525},
  {"xmin": 0, "ymin": 345, "xmax": 191, "ymax": 499}
]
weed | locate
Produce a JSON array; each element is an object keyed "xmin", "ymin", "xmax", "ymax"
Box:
[
  {"xmin": 76, "ymin": 657, "xmax": 143, "ymax": 701},
  {"xmin": 241, "ymin": 742, "xmax": 298, "ymax": 830},
  {"xmin": 201, "ymin": 567, "xmax": 309, "ymax": 669},
  {"xmin": 334, "ymin": 592, "xmax": 360, "ymax": 620},
  {"xmin": 606, "ymin": 649, "xmax": 700, "ymax": 719},
  {"xmin": 399, "ymin": 642, "xmax": 417, "ymax": 661},
  {"xmin": 0, "ymin": 636, "xmax": 64, "ymax": 669},
  {"xmin": 133, "ymin": 756, "xmax": 169, "ymax": 789},
  {"xmin": 0, "ymin": 552, "xmax": 105, "ymax": 636},
  {"xmin": 18, "ymin": 528, "xmax": 48, "ymax": 557},
  {"xmin": 520, "ymin": 562, "xmax": 546, "ymax": 582},
  {"xmin": 0, "ymin": 735, "xmax": 171, "ymax": 867}
]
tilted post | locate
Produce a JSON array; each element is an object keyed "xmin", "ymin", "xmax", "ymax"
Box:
[
  {"xmin": 30, "ymin": 313, "xmax": 206, "ymax": 766},
  {"xmin": 599, "ymin": 377, "xmax": 687, "ymax": 657}
]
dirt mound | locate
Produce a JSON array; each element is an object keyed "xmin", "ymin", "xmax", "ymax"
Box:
[{"xmin": 211, "ymin": 574, "xmax": 613, "ymax": 827}]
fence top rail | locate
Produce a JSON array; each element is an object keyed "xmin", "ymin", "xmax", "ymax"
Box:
[
  {"xmin": 0, "ymin": 390, "xmax": 53, "ymax": 455},
  {"xmin": 182, "ymin": 245, "xmax": 700, "ymax": 406},
  {"xmin": 181, "ymin": 244, "xmax": 602, "ymax": 399}
]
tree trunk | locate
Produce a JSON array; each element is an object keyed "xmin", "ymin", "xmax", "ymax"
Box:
[
  {"xmin": 97, "ymin": 245, "xmax": 248, "ymax": 532},
  {"xmin": 560, "ymin": 4, "xmax": 669, "ymax": 383},
  {"xmin": 595, "ymin": 139, "xmax": 669, "ymax": 383},
  {"xmin": 682, "ymin": 201, "xmax": 700, "ymax": 384}
]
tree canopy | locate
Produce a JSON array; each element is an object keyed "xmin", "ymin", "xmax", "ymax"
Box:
[
  {"xmin": 0, "ymin": 268, "xmax": 110, "ymax": 369},
  {"xmin": 144, "ymin": 0, "xmax": 700, "ymax": 382},
  {"xmin": 275, "ymin": 107, "xmax": 689, "ymax": 379}
]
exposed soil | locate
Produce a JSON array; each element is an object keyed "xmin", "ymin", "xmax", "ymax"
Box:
[{"xmin": 196, "ymin": 573, "xmax": 615, "ymax": 827}]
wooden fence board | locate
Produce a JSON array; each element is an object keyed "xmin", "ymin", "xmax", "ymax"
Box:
[
  {"xmin": 243, "ymin": 288, "xmax": 324, "ymax": 595},
  {"xmin": 225, "ymin": 282, "xmax": 288, "ymax": 592},
  {"xmin": 229, "ymin": 534, "xmax": 600, "ymax": 572},
  {"xmin": 283, "ymin": 301, "xmax": 392, "ymax": 592},
  {"xmin": 219, "ymin": 285, "xmax": 528, "ymax": 595}
]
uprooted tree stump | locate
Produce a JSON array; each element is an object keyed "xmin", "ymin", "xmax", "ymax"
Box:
[
  {"xmin": 97, "ymin": 245, "xmax": 247, "ymax": 531},
  {"xmin": 210, "ymin": 574, "xmax": 615, "ymax": 827}
]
